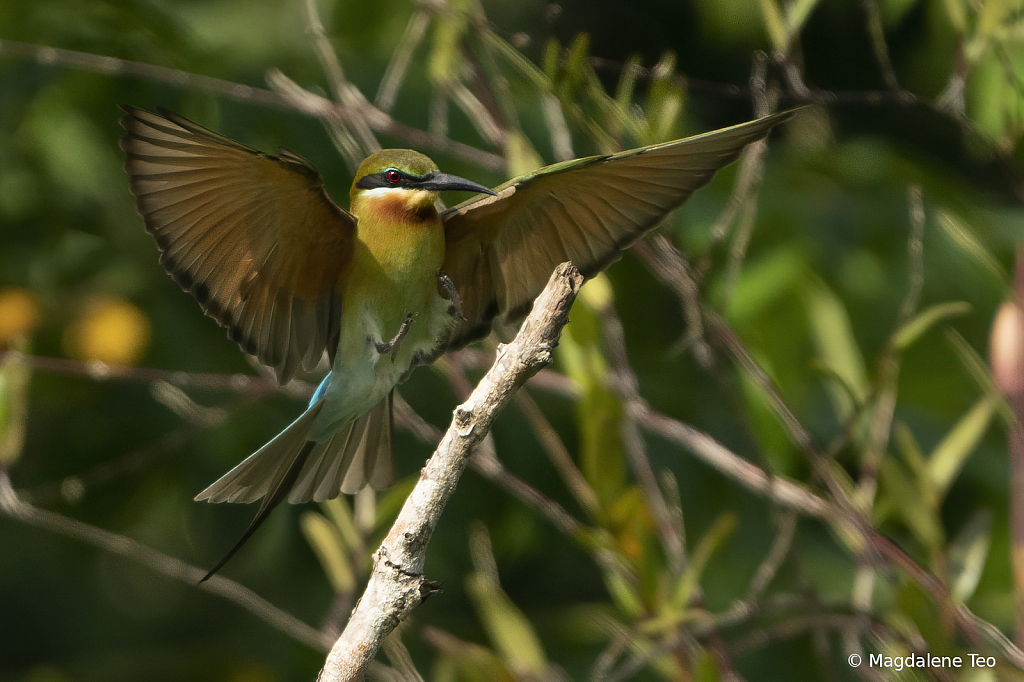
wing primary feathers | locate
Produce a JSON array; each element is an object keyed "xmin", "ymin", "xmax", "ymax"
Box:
[
  {"xmin": 440, "ymin": 108, "xmax": 797, "ymax": 349},
  {"xmin": 119, "ymin": 105, "xmax": 354, "ymax": 383}
]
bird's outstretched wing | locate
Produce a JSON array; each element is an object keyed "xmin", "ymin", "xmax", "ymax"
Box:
[
  {"xmin": 119, "ymin": 106, "xmax": 354, "ymax": 382},
  {"xmin": 440, "ymin": 110, "xmax": 795, "ymax": 348}
]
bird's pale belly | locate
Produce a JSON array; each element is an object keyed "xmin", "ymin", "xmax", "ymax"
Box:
[{"xmin": 308, "ymin": 269, "xmax": 454, "ymax": 441}]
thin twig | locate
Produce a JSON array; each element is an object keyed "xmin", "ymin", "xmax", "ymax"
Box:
[
  {"xmin": 302, "ymin": 0, "xmax": 379, "ymax": 159},
  {"xmin": 0, "ymin": 350, "xmax": 308, "ymax": 397},
  {"xmin": 514, "ymin": 390, "xmax": 600, "ymax": 515},
  {"xmin": 598, "ymin": 298, "xmax": 686, "ymax": 577},
  {"xmin": 0, "ymin": 39, "xmax": 504, "ymax": 170},
  {"xmin": 471, "ymin": 435, "xmax": 586, "ymax": 539},
  {"xmin": 861, "ymin": 0, "xmax": 901, "ymax": 91},
  {"xmin": 375, "ymin": 6, "xmax": 432, "ymax": 111},
  {"xmin": 633, "ymin": 405, "xmax": 832, "ymax": 519},
  {"xmin": 854, "ymin": 185, "xmax": 925, "ymax": 508},
  {"xmin": 0, "ymin": 467, "xmax": 330, "ymax": 651},
  {"xmin": 632, "ymin": 237, "xmax": 713, "ymax": 369}
]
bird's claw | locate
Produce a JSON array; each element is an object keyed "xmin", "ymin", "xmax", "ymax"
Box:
[
  {"xmin": 438, "ymin": 273, "xmax": 465, "ymax": 321},
  {"xmin": 375, "ymin": 312, "xmax": 417, "ymax": 362}
]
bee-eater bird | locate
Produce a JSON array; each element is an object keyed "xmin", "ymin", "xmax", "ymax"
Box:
[{"xmin": 119, "ymin": 105, "xmax": 792, "ymax": 579}]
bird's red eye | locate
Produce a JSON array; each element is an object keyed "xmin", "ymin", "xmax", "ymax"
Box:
[{"xmin": 384, "ymin": 169, "xmax": 403, "ymax": 183}]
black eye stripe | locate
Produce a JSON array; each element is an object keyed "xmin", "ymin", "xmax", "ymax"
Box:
[{"xmin": 354, "ymin": 169, "xmax": 432, "ymax": 190}]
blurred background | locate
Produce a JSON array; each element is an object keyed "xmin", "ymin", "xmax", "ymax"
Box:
[{"xmin": 2, "ymin": 0, "xmax": 1024, "ymax": 680}]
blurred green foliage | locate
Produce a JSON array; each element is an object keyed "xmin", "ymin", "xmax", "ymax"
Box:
[{"xmin": 2, "ymin": 0, "xmax": 1024, "ymax": 681}]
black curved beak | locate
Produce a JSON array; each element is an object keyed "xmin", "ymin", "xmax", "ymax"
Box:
[{"xmin": 419, "ymin": 172, "xmax": 497, "ymax": 195}]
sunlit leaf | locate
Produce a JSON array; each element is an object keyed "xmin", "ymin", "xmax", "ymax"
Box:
[
  {"xmin": 602, "ymin": 563, "xmax": 644, "ymax": 619},
  {"xmin": 0, "ymin": 343, "xmax": 30, "ymax": 466},
  {"xmin": 467, "ymin": 525, "xmax": 548, "ymax": 676},
  {"xmin": 928, "ymin": 395, "xmax": 998, "ymax": 499},
  {"xmin": 669, "ymin": 512, "xmax": 737, "ymax": 611},
  {"xmin": 757, "ymin": 0, "xmax": 788, "ymax": 50},
  {"xmin": 694, "ymin": 648, "xmax": 724, "ymax": 682},
  {"xmin": 299, "ymin": 511, "xmax": 354, "ymax": 593},
  {"xmin": 558, "ymin": 290, "xmax": 626, "ymax": 514},
  {"xmin": 503, "ymin": 132, "xmax": 543, "ymax": 178},
  {"xmin": 941, "ymin": 0, "xmax": 968, "ymax": 32},
  {"xmin": 428, "ymin": 0, "xmax": 469, "ymax": 85},
  {"xmin": 804, "ymin": 281, "xmax": 869, "ymax": 416},
  {"xmin": 786, "ymin": 0, "xmax": 821, "ymax": 34},
  {"xmin": 429, "ymin": 628, "xmax": 514, "ymax": 682},
  {"xmin": 946, "ymin": 329, "xmax": 1008, "ymax": 408},
  {"xmin": 321, "ymin": 497, "xmax": 361, "ymax": 551},
  {"xmin": 0, "ymin": 288, "xmax": 41, "ymax": 345},
  {"xmin": 724, "ymin": 247, "xmax": 806, "ymax": 325},
  {"xmin": 893, "ymin": 301, "xmax": 972, "ymax": 350},
  {"xmin": 936, "ymin": 210, "xmax": 1006, "ymax": 286},
  {"xmin": 485, "ymin": 32, "xmax": 549, "ymax": 90},
  {"xmin": 948, "ymin": 509, "xmax": 993, "ymax": 602},
  {"xmin": 646, "ymin": 52, "xmax": 684, "ymax": 142}
]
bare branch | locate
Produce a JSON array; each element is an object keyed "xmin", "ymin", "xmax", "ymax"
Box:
[
  {"xmin": 317, "ymin": 263, "xmax": 584, "ymax": 681},
  {"xmin": 0, "ymin": 350, "xmax": 309, "ymax": 398},
  {"xmin": 634, "ymin": 405, "xmax": 832, "ymax": 519},
  {"xmin": 598, "ymin": 297, "xmax": 686, "ymax": 576},
  {"xmin": 0, "ymin": 39, "xmax": 504, "ymax": 170},
  {"xmin": 0, "ymin": 467, "xmax": 329, "ymax": 651}
]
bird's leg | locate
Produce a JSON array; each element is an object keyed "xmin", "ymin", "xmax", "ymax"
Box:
[
  {"xmin": 438, "ymin": 272, "xmax": 465, "ymax": 321},
  {"xmin": 375, "ymin": 312, "xmax": 417, "ymax": 362}
]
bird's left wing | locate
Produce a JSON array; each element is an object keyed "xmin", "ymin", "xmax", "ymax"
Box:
[
  {"xmin": 120, "ymin": 106, "xmax": 355, "ymax": 383},
  {"xmin": 440, "ymin": 110, "xmax": 795, "ymax": 349}
]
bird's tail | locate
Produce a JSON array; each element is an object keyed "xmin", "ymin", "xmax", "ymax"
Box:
[
  {"xmin": 195, "ymin": 392, "xmax": 396, "ymax": 506},
  {"xmin": 195, "ymin": 393, "xmax": 396, "ymax": 580}
]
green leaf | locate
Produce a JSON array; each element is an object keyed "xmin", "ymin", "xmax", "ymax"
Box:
[
  {"xmin": 467, "ymin": 526, "xmax": 548, "ymax": 677},
  {"xmin": 928, "ymin": 395, "xmax": 998, "ymax": 499},
  {"xmin": 936, "ymin": 210, "xmax": 1006, "ymax": 285},
  {"xmin": 786, "ymin": 0, "xmax": 822, "ymax": 35},
  {"xmin": 724, "ymin": 247, "xmax": 806, "ymax": 325},
  {"xmin": 428, "ymin": 0, "xmax": 470, "ymax": 85},
  {"xmin": 429, "ymin": 628, "xmax": 514, "ymax": 682},
  {"xmin": 321, "ymin": 497, "xmax": 361, "ymax": 550},
  {"xmin": 602, "ymin": 562, "xmax": 644, "ymax": 618},
  {"xmin": 894, "ymin": 422, "xmax": 934, "ymax": 506},
  {"xmin": 614, "ymin": 54, "xmax": 642, "ymax": 112},
  {"xmin": 945, "ymin": 329, "xmax": 1004, "ymax": 400},
  {"xmin": 542, "ymin": 38, "xmax": 561, "ymax": 82},
  {"xmin": 0, "ymin": 347, "xmax": 30, "ymax": 466},
  {"xmin": 504, "ymin": 132, "xmax": 543, "ymax": 178},
  {"xmin": 694, "ymin": 648, "xmax": 724, "ymax": 682},
  {"xmin": 646, "ymin": 52, "xmax": 684, "ymax": 142},
  {"xmin": 299, "ymin": 511, "xmax": 354, "ymax": 593},
  {"xmin": 875, "ymin": 457, "xmax": 944, "ymax": 551},
  {"xmin": 947, "ymin": 509, "xmax": 993, "ymax": 602},
  {"xmin": 804, "ymin": 281, "xmax": 869, "ymax": 417},
  {"xmin": 893, "ymin": 301, "xmax": 972, "ymax": 350},
  {"xmin": 757, "ymin": 0, "xmax": 788, "ymax": 50},
  {"xmin": 669, "ymin": 512, "xmax": 738, "ymax": 612},
  {"xmin": 557, "ymin": 285, "xmax": 627, "ymax": 513},
  {"xmin": 941, "ymin": 0, "xmax": 968, "ymax": 32},
  {"xmin": 485, "ymin": 33, "xmax": 550, "ymax": 91}
]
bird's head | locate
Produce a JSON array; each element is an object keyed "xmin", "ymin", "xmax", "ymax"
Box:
[{"xmin": 350, "ymin": 149, "xmax": 495, "ymax": 219}]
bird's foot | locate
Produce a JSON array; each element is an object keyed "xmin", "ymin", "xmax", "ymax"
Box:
[
  {"xmin": 375, "ymin": 312, "xmax": 417, "ymax": 362},
  {"xmin": 438, "ymin": 273, "xmax": 465, "ymax": 321}
]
